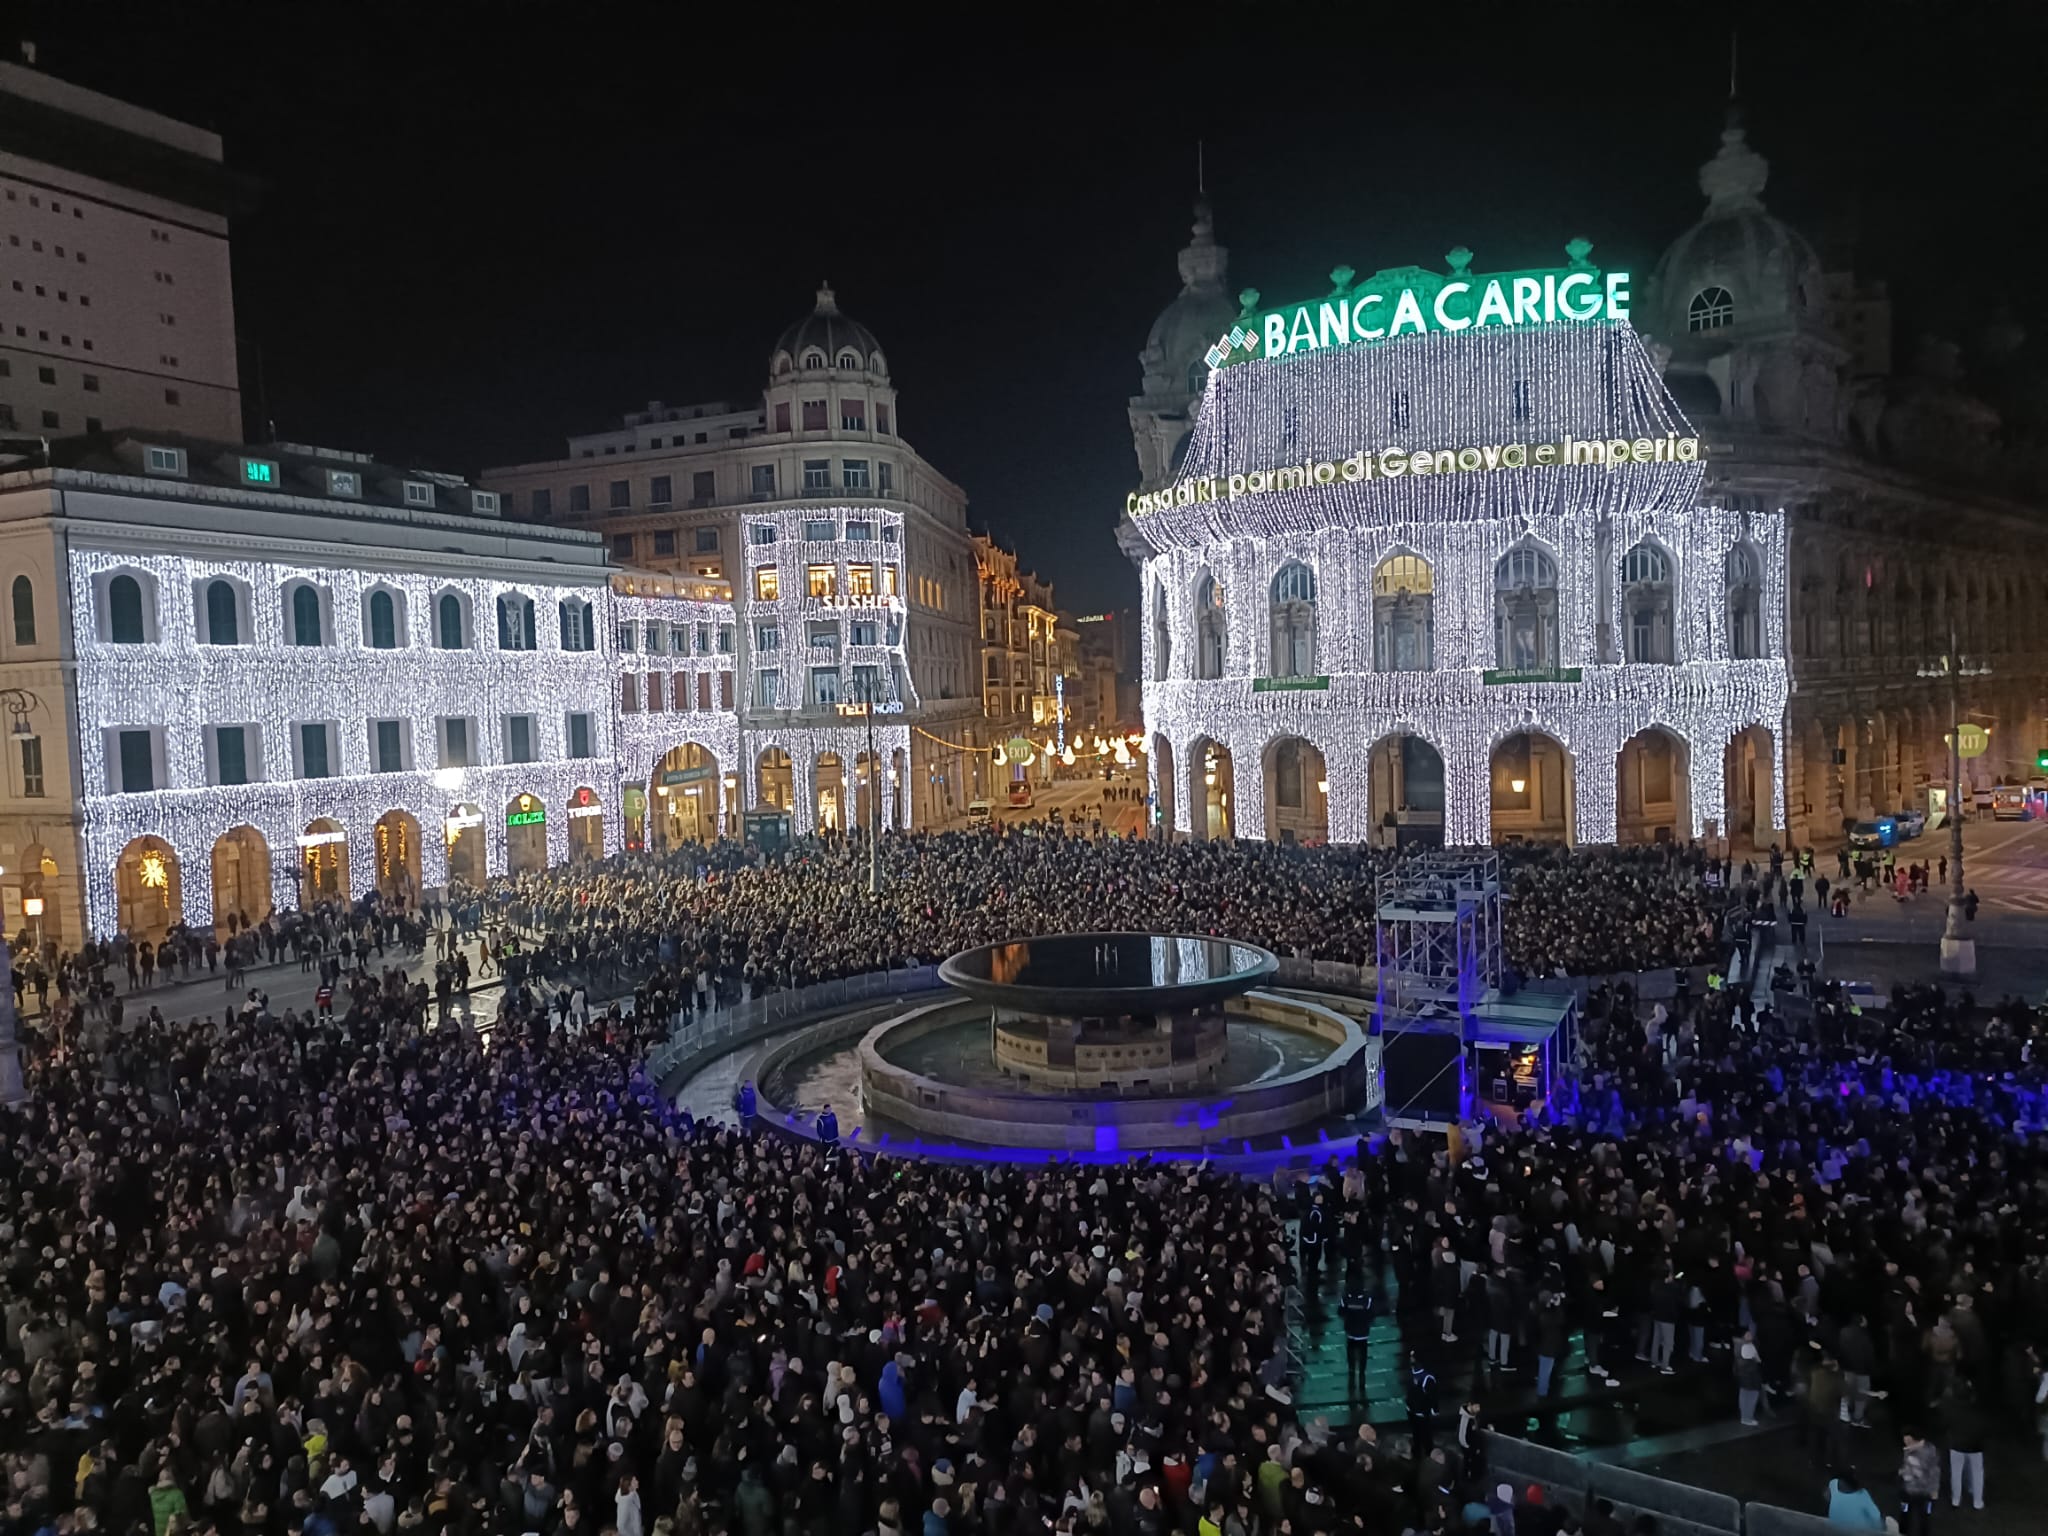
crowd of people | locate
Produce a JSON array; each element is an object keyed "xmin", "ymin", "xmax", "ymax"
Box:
[{"xmin": 7, "ymin": 826, "xmax": 2044, "ymax": 1536}]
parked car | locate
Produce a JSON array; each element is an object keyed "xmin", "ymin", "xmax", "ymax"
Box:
[
  {"xmin": 1848, "ymin": 817, "xmax": 1897, "ymax": 850},
  {"xmin": 1892, "ymin": 807, "xmax": 1926, "ymax": 839}
]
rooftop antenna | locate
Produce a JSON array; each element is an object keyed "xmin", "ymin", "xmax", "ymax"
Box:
[
  {"xmin": 1197, "ymin": 140, "xmax": 1206, "ymax": 197},
  {"xmin": 1728, "ymin": 27, "xmax": 1738, "ymax": 101}
]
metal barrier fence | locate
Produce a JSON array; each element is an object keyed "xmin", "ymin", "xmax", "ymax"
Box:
[
  {"xmin": 1484, "ymin": 1432, "xmax": 1835, "ymax": 1536},
  {"xmin": 643, "ymin": 965, "xmax": 942, "ymax": 1086}
]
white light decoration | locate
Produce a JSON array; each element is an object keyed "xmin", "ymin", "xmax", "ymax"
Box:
[
  {"xmin": 71, "ymin": 550, "xmax": 622, "ymax": 934},
  {"xmin": 1135, "ymin": 316, "xmax": 1789, "ymax": 849},
  {"xmin": 613, "ymin": 591, "xmax": 744, "ymax": 837}
]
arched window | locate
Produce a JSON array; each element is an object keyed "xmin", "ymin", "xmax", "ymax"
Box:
[
  {"xmin": 1621, "ymin": 541, "xmax": 1674, "ymax": 664},
  {"xmin": 108, "ymin": 573, "xmax": 146, "ymax": 644},
  {"xmin": 437, "ymin": 591, "xmax": 466, "ymax": 650},
  {"xmin": 1688, "ymin": 287, "xmax": 1734, "ymax": 332},
  {"xmin": 802, "ymin": 350, "xmax": 825, "ymax": 371},
  {"xmin": 290, "ymin": 584, "xmax": 323, "ymax": 647},
  {"xmin": 1186, "ymin": 360, "xmax": 1207, "ymax": 396},
  {"xmin": 1151, "ymin": 581, "xmax": 1172, "ymax": 682},
  {"xmin": 1195, "ymin": 573, "xmax": 1228, "ymax": 680},
  {"xmin": 1372, "ymin": 554, "xmax": 1434, "ymax": 673},
  {"xmin": 1725, "ymin": 543, "xmax": 1762, "ymax": 660},
  {"xmin": 1494, "ymin": 546, "xmax": 1559, "ymax": 672},
  {"xmin": 559, "ymin": 597, "xmax": 593, "ymax": 652},
  {"xmin": 1269, "ymin": 562, "xmax": 1317, "ymax": 678},
  {"xmin": 837, "ymin": 350, "xmax": 862, "ymax": 371},
  {"xmin": 205, "ymin": 579, "xmax": 240, "ymax": 645},
  {"xmin": 367, "ymin": 589, "xmax": 399, "ymax": 650},
  {"xmin": 10, "ymin": 574, "xmax": 34, "ymax": 646},
  {"xmin": 497, "ymin": 593, "xmax": 536, "ymax": 651}
]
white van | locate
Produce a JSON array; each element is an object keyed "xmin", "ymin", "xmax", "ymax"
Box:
[{"xmin": 966, "ymin": 800, "xmax": 994, "ymax": 825}]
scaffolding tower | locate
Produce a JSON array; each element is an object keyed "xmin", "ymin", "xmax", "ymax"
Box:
[{"xmin": 1373, "ymin": 850, "xmax": 1503, "ymax": 1033}]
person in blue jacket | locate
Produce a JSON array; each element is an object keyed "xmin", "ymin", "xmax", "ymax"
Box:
[
  {"xmin": 1825, "ymin": 1471, "xmax": 1885, "ymax": 1529},
  {"xmin": 878, "ymin": 1358, "xmax": 907, "ymax": 1421},
  {"xmin": 735, "ymin": 1080, "xmax": 757, "ymax": 1127},
  {"xmin": 817, "ymin": 1102, "xmax": 838, "ymax": 1148}
]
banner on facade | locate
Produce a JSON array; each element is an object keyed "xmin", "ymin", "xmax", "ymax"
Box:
[
  {"xmin": 1251, "ymin": 675, "xmax": 1330, "ymax": 693},
  {"xmin": 1482, "ymin": 667, "xmax": 1583, "ymax": 685}
]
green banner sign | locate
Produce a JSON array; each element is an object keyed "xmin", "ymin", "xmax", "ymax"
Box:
[
  {"xmin": 506, "ymin": 808, "xmax": 547, "ymax": 827},
  {"xmin": 662, "ymin": 765, "xmax": 715, "ymax": 785},
  {"xmin": 1252, "ymin": 675, "xmax": 1330, "ymax": 693},
  {"xmin": 1482, "ymin": 667, "xmax": 1583, "ymax": 686}
]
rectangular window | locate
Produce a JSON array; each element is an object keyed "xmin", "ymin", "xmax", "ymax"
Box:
[
  {"xmin": 19, "ymin": 735, "xmax": 45, "ymax": 796},
  {"xmin": 755, "ymin": 670, "xmax": 781, "ymax": 709},
  {"xmin": 751, "ymin": 522, "xmax": 777, "ymax": 545},
  {"xmin": 847, "ymin": 563, "xmax": 876, "ymax": 597},
  {"xmin": 802, "ymin": 460, "xmax": 831, "ymax": 491},
  {"xmin": 841, "ymin": 399, "xmax": 866, "ymax": 431},
  {"xmin": 615, "ymin": 621, "xmax": 637, "ymax": 651},
  {"xmin": 695, "ymin": 624, "xmax": 711, "ymax": 653},
  {"xmin": 842, "ymin": 459, "xmax": 870, "ymax": 490},
  {"xmin": 882, "ymin": 523, "xmax": 898, "ymax": 544},
  {"xmin": 644, "ymin": 622, "xmax": 665, "ymax": 654},
  {"xmin": 568, "ymin": 484, "xmax": 591, "ymax": 513},
  {"xmin": 531, "ymin": 487, "xmax": 553, "ymax": 517},
  {"xmin": 883, "ymin": 564, "xmax": 900, "ymax": 597},
  {"xmin": 620, "ymin": 675, "xmax": 640, "ymax": 713},
  {"xmin": 876, "ymin": 402, "xmax": 891, "ymax": 435},
  {"xmin": 504, "ymin": 715, "xmax": 535, "ymax": 764},
  {"xmin": 118, "ymin": 729, "xmax": 155, "ymax": 793},
  {"xmin": 669, "ymin": 624, "xmax": 690, "ymax": 653},
  {"xmin": 644, "ymin": 672, "xmax": 663, "ymax": 711},
  {"xmin": 145, "ymin": 445, "xmax": 186, "ymax": 477},
  {"xmin": 803, "ymin": 518, "xmax": 836, "ymax": 541},
  {"xmin": 690, "ymin": 526, "xmax": 716, "ymax": 553},
  {"xmin": 846, "ymin": 520, "xmax": 874, "ymax": 542},
  {"xmin": 810, "ymin": 667, "xmax": 841, "ymax": 706},
  {"xmin": 878, "ymin": 461, "xmax": 894, "ymax": 495},
  {"xmin": 609, "ymin": 479, "xmax": 631, "ymax": 509},
  {"xmin": 756, "ymin": 623, "xmax": 781, "ymax": 652},
  {"xmin": 808, "ymin": 620, "xmax": 841, "ymax": 654},
  {"xmin": 853, "ymin": 663, "xmax": 884, "ymax": 702},
  {"xmin": 751, "ymin": 463, "xmax": 776, "ymax": 497},
  {"xmin": 672, "ymin": 672, "xmax": 693, "ymax": 712},
  {"xmin": 850, "ymin": 620, "xmax": 878, "ymax": 646},
  {"xmin": 774, "ymin": 402, "xmax": 791, "ymax": 434},
  {"xmin": 801, "ymin": 399, "xmax": 827, "ymax": 431},
  {"xmin": 403, "ymin": 481, "xmax": 435, "ymax": 507},
  {"xmin": 442, "ymin": 717, "xmax": 471, "ymax": 768},
  {"xmin": 717, "ymin": 624, "xmax": 734, "ymax": 654},
  {"xmin": 807, "ymin": 564, "xmax": 836, "ymax": 598},
  {"xmin": 652, "ymin": 529, "xmax": 676, "ymax": 556},
  {"xmin": 754, "ymin": 566, "xmax": 780, "ymax": 601},
  {"xmin": 568, "ymin": 712, "xmax": 592, "ymax": 758},
  {"xmin": 373, "ymin": 719, "xmax": 403, "ymax": 773},
  {"xmin": 612, "ymin": 533, "xmax": 634, "ymax": 559},
  {"xmin": 649, "ymin": 474, "xmax": 673, "ymax": 505},
  {"xmin": 692, "ymin": 470, "xmax": 715, "ymax": 504},
  {"xmin": 299, "ymin": 722, "xmax": 332, "ymax": 779},
  {"xmin": 718, "ymin": 671, "xmax": 734, "ymax": 709},
  {"xmin": 83, "ymin": 373, "xmax": 99, "ymax": 393}
]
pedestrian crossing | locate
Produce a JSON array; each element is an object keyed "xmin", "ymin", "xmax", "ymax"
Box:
[{"xmin": 1963, "ymin": 866, "xmax": 2048, "ymax": 916}]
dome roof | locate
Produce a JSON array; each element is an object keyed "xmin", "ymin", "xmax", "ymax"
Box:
[
  {"xmin": 1647, "ymin": 115, "xmax": 1826, "ymax": 344},
  {"xmin": 772, "ymin": 283, "xmax": 887, "ymax": 378},
  {"xmin": 1138, "ymin": 202, "xmax": 1235, "ymax": 397}
]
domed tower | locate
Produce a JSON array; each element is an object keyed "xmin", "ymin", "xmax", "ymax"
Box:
[
  {"xmin": 764, "ymin": 282, "xmax": 899, "ymax": 447},
  {"xmin": 1128, "ymin": 201, "xmax": 1237, "ymax": 489},
  {"xmin": 1647, "ymin": 109, "xmax": 1849, "ymax": 438}
]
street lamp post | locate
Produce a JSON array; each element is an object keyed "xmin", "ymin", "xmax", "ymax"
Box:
[
  {"xmin": 850, "ymin": 678, "xmax": 882, "ymax": 896},
  {"xmin": 0, "ymin": 688, "xmax": 42, "ymax": 1104},
  {"xmin": 1918, "ymin": 627, "xmax": 1992, "ymax": 979}
]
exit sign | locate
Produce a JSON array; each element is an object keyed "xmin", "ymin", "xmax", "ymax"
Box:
[{"xmin": 241, "ymin": 458, "xmax": 279, "ymax": 486}]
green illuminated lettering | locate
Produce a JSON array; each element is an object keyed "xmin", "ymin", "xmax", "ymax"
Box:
[
  {"xmin": 1433, "ymin": 281, "xmax": 1472, "ymax": 331},
  {"xmin": 1352, "ymin": 293, "xmax": 1385, "ymax": 340},
  {"xmin": 1511, "ymin": 277, "xmax": 1544, "ymax": 325},
  {"xmin": 1557, "ymin": 273, "xmax": 1600, "ymax": 320},
  {"xmin": 1543, "ymin": 274, "xmax": 1558, "ymax": 322},
  {"xmin": 1318, "ymin": 301, "xmax": 1352, "ymax": 349},
  {"xmin": 1287, "ymin": 308, "xmax": 1319, "ymax": 354},
  {"xmin": 1389, "ymin": 289, "xmax": 1427, "ymax": 336},
  {"xmin": 1474, "ymin": 280, "xmax": 1513, "ymax": 329},
  {"xmin": 1265, "ymin": 314, "xmax": 1287, "ymax": 356},
  {"xmin": 1605, "ymin": 271, "xmax": 1631, "ymax": 321}
]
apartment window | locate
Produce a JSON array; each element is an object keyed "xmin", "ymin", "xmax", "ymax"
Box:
[
  {"xmin": 19, "ymin": 734, "xmax": 45, "ymax": 797},
  {"xmin": 801, "ymin": 399, "xmax": 827, "ymax": 431},
  {"xmin": 808, "ymin": 620, "xmax": 841, "ymax": 654},
  {"xmin": 367, "ymin": 588, "xmax": 400, "ymax": 649},
  {"xmin": 807, "ymin": 564, "xmax": 836, "ymax": 598},
  {"xmin": 692, "ymin": 470, "xmax": 715, "ymax": 504},
  {"xmin": 644, "ymin": 672, "xmax": 664, "ymax": 711},
  {"xmin": 619, "ymin": 675, "xmax": 640, "ymax": 713},
  {"xmin": 695, "ymin": 527, "xmax": 719, "ymax": 553},
  {"xmin": 43, "ymin": 411, "xmax": 60, "ymax": 430},
  {"xmin": 850, "ymin": 620, "xmax": 878, "ymax": 646},
  {"xmin": 847, "ymin": 564, "xmax": 877, "ymax": 598},
  {"xmin": 846, "ymin": 520, "xmax": 875, "ymax": 542},
  {"xmin": 751, "ymin": 464, "xmax": 776, "ymax": 497},
  {"xmin": 106, "ymin": 573, "xmax": 148, "ymax": 642},
  {"xmin": 532, "ymin": 487, "xmax": 553, "ymax": 518},
  {"xmin": 644, "ymin": 622, "xmax": 665, "ymax": 654},
  {"xmin": 568, "ymin": 484, "xmax": 591, "ymax": 513},
  {"xmin": 717, "ymin": 624, "xmax": 733, "ymax": 654},
  {"xmin": 615, "ymin": 621, "xmax": 636, "ymax": 652},
  {"xmin": 650, "ymin": 474, "xmax": 673, "ymax": 505},
  {"xmin": 878, "ymin": 461, "xmax": 894, "ymax": 495},
  {"xmin": 881, "ymin": 523, "xmax": 898, "ymax": 545},
  {"xmin": 37, "ymin": 366, "xmax": 55, "ymax": 384},
  {"xmin": 804, "ymin": 518, "xmax": 837, "ymax": 542},
  {"xmin": 751, "ymin": 523, "xmax": 777, "ymax": 546},
  {"xmin": 755, "ymin": 670, "xmax": 782, "ymax": 709},
  {"xmin": 566, "ymin": 712, "xmax": 593, "ymax": 759},
  {"xmin": 669, "ymin": 624, "xmax": 690, "ymax": 653},
  {"xmin": 118, "ymin": 729, "xmax": 156, "ymax": 793},
  {"xmin": 803, "ymin": 460, "xmax": 831, "ymax": 491},
  {"xmin": 401, "ymin": 481, "xmax": 434, "ymax": 508},
  {"xmin": 696, "ymin": 623, "xmax": 711, "ymax": 653},
  {"xmin": 82, "ymin": 373, "xmax": 99, "ymax": 393},
  {"xmin": 299, "ymin": 722, "xmax": 333, "ymax": 779},
  {"xmin": 559, "ymin": 597, "xmax": 594, "ymax": 652},
  {"xmin": 876, "ymin": 403, "xmax": 891, "ymax": 435},
  {"xmin": 436, "ymin": 591, "xmax": 467, "ymax": 649},
  {"xmin": 372, "ymin": 720, "xmax": 404, "ymax": 774},
  {"xmin": 810, "ymin": 667, "xmax": 841, "ymax": 706},
  {"xmin": 754, "ymin": 566, "xmax": 780, "ymax": 601},
  {"xmin": 756, "ymin": 623, "xmax": 781, "ymax": 652},
  {"xmin": 497, "ymin": 594, "xmax": 537, "ymax": 650},
  {"xmin": 841, "ymin": 399, "xmax": 867, "ymax": 431},
  {"xmin": 774, "ymin": 402, "xmax": 791, "ymax": 433},
  {"xmin": 719, "ymin": 672, "xmax": 735, "ymax": 709},
  {"xmin": 504, "ymin": 715, "xmax": 536, "ymax": 765},
  {"xmin": 603, "ymin": 479, "xmax": 628, "ymax": 510},
  {"xmin": 883, "ymin": 564, "xmax": 900, "ymax": 597},
  {"xmin": 853, "ymin": 663, "xmax": 884, "ymax": 703},
  {"xmin": 289, "ymin": 584, "xmax": 324, "ymax": 646},
  {"xmin": 652, "ymin": 529, "xmax": 676, "ymax": 556},
  {"xmin": 842, "ymin": 459, "xmax": 871, "ymax": 491},
  {"xmin": 612, "ymin": 532, "xmax": 635, "ymax": 559},
  {"xmin": 441, "ymin": 717, "xmax": 472, "ymax": 768}
]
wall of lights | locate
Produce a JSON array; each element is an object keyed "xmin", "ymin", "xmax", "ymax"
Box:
[
  {"xmin": 612, "ymin": 592, "xmax": 745, "ymax": 836},
  {"xmin": 1137, "ymin": 320, "xmax": 1788, "ymax": 847},
  {"xmin": 738, "ymin": 505, "xmax": 916, "ymax": 713},
  {"xmin": 70, "ymin": 548, "xmax": 622, "ymax": 933}
]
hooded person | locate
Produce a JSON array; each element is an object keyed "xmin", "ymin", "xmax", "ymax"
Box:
[{"xmin": 878, "ymin": 1358, "xmax": 908, "ymax": 1423}]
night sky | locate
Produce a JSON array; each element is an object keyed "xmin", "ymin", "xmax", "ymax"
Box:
[{"xmin": 19, "ymin": 8, "xmax": 2046, "ymax": 613}]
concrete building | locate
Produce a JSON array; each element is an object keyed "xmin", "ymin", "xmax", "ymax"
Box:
[
  {"xmin": 0, "ymin": 61, "xmax": 242, "ymax": 444},
  {"xmin": 0, "ymin": 432, "xmax": 613, "ymax": 946},
  {"xmin": 485, "ymin": 284, "xmax": 984, "ymax": 827}
]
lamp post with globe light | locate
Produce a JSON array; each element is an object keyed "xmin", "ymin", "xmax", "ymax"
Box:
[{"xmin": 1918, "ymin": 628, "xmax": 1993, "ymax": 978}]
